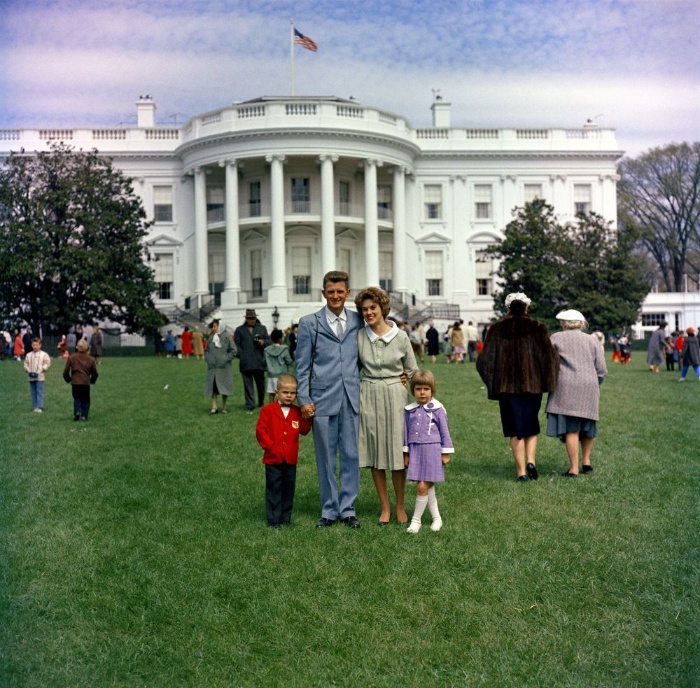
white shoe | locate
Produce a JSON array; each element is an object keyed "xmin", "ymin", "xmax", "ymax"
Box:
[
  {"xmin": 34, "ymin": 408, "xmax": 42, "ymax": 414},
  {"xmin": 430, "ymin": 518, "xmax": 443, "ymax": 532},
  {"xmin": 407, "ymin": 520, "xmax": 421, "ymax": 534}
]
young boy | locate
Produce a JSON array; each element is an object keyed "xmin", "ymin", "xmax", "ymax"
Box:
[
  {"xmin": 24, "ymin": 337, "xmax": 52, "ymax": 413},
  {"xmin": 263, "ymin": 329, "xmax": 293, "ymax": 403},
  {"xmin": 63, "ymin": 339, "xmax": 99, "ymax": 421},
  {"xmin": 255, "ymin": 374, "xmax": 312, "ymax": 528}
]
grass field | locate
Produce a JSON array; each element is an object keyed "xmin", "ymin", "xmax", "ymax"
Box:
[{"xmin": 1, "ymin": 350, "xmax": 698, "ymax": 687}]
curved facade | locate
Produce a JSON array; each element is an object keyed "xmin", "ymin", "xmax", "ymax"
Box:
[{"xmin": 0, "ymin": 95, "xmax": 623, "ymax": 331}]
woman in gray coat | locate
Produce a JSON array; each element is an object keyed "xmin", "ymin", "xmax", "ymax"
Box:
[
  {"xmin": 204, "ymin": 320, "xmax": 237, "ymax": 414},
  {"xmin": 545, "ymin": 309, "xmax": 607, "ymax": 477}
]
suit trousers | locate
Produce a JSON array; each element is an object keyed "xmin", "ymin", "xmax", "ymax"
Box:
[
  {"xmin": 311, "ymin": 392, "xmax": 360, "ymax": 520},
  {"xmin": 242, "ymin": 369, "xmax": 265, "ymax": 410},
  {"xmin": 265, "ymin": 463, "xmax": 296, "ymax": 525}
]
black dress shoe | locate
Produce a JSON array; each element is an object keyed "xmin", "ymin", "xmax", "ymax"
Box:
[
  {"xmin": 315, "ymin": 517, "xmax": 336, "ymax": 528},
  {"xmin": 341, "ymin": 515, "xmax": 361, "ymax": 528},
  {"xmin": 516, "ymin": 475, "xmax": 529, "ymax": 482},
  {"xmin": 562, "ymin": 470, "xmax": 578, "ymax": 477},
  {"xmin": 581, "ymin": 465, "xmax": 593, "ymax": 474},
  {"xmin": 526, "ymin": 462, "xmax": 539, "ymax": 480},
  {"xmin": 377, "ymin": 520, "xmax": 389, "ymax": 526}
]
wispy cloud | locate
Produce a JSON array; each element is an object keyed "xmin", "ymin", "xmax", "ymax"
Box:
[{"xmin": 1, "ymin": 0, "xmax": 697, "ymax": 155}]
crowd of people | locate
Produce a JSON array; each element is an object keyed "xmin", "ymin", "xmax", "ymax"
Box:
[{"xmin": 7, "ymin": 273, "xmax": 700, "ymax": 531}]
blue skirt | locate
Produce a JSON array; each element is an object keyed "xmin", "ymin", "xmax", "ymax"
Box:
[
  {"xmin": 546, "ymin": 413, "xmax": 598, "ymax": 441},
  {"xmin": 498, "ymin": 393, "xmax": 543, "ymax": 439}
]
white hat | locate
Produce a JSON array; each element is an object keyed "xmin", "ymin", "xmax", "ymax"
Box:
[
  {"xmin": 556, "ymin": 309, "xmax": 586, "ymax": 322},
  {"xmin": 505, "ymin": 292, "xmax": 531, "ymax": 307}
]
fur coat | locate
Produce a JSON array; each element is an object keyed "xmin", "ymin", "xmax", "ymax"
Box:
[{"xmin": 476, "ymin": 314, "xmax": 559, "ymax": 400}]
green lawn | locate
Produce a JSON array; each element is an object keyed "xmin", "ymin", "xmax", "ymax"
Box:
[{"xmin": 1, "ymin": 352, "xmax": 698, "ymax": 687}]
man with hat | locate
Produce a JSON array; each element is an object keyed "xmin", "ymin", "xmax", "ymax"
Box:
[{"xmin": 234, "ymin": 309, "xmax": 271, "ymax": 412}]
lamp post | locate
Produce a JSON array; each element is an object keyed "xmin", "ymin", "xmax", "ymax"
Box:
[{"xmin": 272, "ymin": 306, "xmax": 280, "ymax": 327}]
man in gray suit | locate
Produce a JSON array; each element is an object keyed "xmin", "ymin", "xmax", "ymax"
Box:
[{"xmin": 296, "ymin": 270, "xmax": 363, "ymax": 528}]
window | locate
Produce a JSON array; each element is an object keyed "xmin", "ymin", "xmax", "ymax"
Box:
[
  {"xmin": 154, "ymin": 253, "xmax": 173, "ymax": 300},
  {"xmin": 291, "ymin": 177, "xmax": 310, "ymax": 213},
  {"xmin": 524, "ymin": 184, "xmax": 543, "ymax": 204},
  {"xmin": 251, "ymin": 249, "xmax": 263, "ymax": 297},
  {"xmin": 249, "ymin": 181, "xmax": 261, "ymax": 217},
  {"xmin": 207, "ymin": 187, "xmax": 224, "ymax": 222},
  {"xmin": 292, "ymin": 247, "xmax": 311, "ymax": 295},
  {"xmin": 208, "ymin": 253, "xmax": 225, "ymax": 305},
  {"xmin": 379, "ymin": 250, "xmax": 393, "ymax": 293},
  {"xmin": 377, "ymin": 185, "xmax": 392, "ymax": 220},
  {"xmin": 574, "ymin": 184, "xmax": 592, "ymax": 214},
  {"xmin": 425, "ymin": 250, "xmax": 443, "ymax": 297},
  {"xmin": 475, "ymin": 250, "xmax": 493, "ymax": 296},
  {"xmin": 424, "ymin": 185, "xmax": 442, "ymax": 220},
  {"xmin": 338, "ymin": 180, "xmax": 351, "ymax": 215},
  {"xmin": 153, "ymin": 186, "xmax": 173, "ymax": 223},
  {"xmin": 642, "ymin": 313, "xmax": 667, "ymax": 327},
  {"xmin": 474, "ymin": 185, "xmax": 492, "ymax": 219}
]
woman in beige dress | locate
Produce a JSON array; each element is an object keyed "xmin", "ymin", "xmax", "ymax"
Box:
[
  {"xmin": 355, "ymin": 287, "xmax": 419, "ymax": 525},
  {"xmin": 192, "ymin": 327, "xmax": 205, "ymax": 359}
]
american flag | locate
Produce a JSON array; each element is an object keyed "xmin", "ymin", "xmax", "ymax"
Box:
[{"xmin": 294, "ymin": 28, "xmax": 318, "ymax": 52}]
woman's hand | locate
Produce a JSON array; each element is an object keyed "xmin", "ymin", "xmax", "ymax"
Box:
[{"xmin": 441, "ymin": 454, "xmax": 451, "ymax": 465}]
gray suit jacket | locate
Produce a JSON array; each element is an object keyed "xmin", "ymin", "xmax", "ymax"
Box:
[{"xmin": 296, "ymin": 308, "xmax": 362, "ymax": 416}]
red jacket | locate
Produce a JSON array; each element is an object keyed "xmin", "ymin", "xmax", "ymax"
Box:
[{"xmin": 256, "ymin": 403, "xmax": 312, "ymax": 465}]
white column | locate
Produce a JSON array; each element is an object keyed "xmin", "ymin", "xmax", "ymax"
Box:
[
  {"xmin": 601, "ymin": 173, "xmax": 620, "ymax": 226},
  {"xmin": 194, "ymin": 167, "xmax": 209, "ymax": 299},
  {"xmin": 221, "ymin": 160, "xmax": 240, "ymax": 307},
  {"xmin": 364, "ymin": 159, "xmax": 380, "ymax": 286},
  {"xmin": 266, "ymin": 153, "xmax": 287, "ymax": 302},
  {"xmin": 319, "ymin": 154, "xmax": 338, "ymax": 274},
  {"xmin": 550, "ymin": 174, "xmax": 568, "ymax": 217},
  {"xmin": 499, "ymin": 175, "xmax": 517, "ymax": 228},
  {"xmin": 392, "ymin": 165, "xmax": 407, "ymax": 295}
]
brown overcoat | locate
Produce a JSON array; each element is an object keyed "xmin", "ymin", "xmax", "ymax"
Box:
[{"xmin": 476, "ymin": 314, "xmax": 559, "ymax": 400}]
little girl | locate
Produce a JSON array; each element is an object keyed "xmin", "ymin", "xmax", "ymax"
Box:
[{"xmin": 403, "ymin": 369, "xmax": 454, "ymax": 533}]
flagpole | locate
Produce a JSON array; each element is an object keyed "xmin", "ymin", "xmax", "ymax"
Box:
[{"xmin": 290, "ymin": 18, "xmax": 295, "ymax": 96}]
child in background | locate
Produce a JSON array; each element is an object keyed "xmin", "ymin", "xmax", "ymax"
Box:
[
  {"xmin": 24, "ymin": 337, "xmax": 52, "ymax": 413},
  {"xmin": 663, "ymin": 336, "xmax": 676, "ymax": 372},
  {"xmin": 256, "ymin": 374, "xmax": 312, "ymax": 528},
  {"xmin": 264, "ymin": 329, "xmax": 293, "ymax": 403},
  {"xmin": 404, "ymin": 369, "xmax": 454, "ymax": 533},
  {"xmin": 63, "ymin": 339, "xmax": 98, "ymax": 421}
]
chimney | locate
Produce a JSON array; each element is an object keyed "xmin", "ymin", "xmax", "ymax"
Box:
[
  {"xmin": 431, "ymin": 95, "xmax": 451, "ymax": 128},
  {"xmin": 136, "ymin": 95, "xmax": 156, "ymax": 128}
]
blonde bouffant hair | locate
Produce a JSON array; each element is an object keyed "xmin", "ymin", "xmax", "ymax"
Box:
[{"xmin": 354, "ymin": 286, "xmax": 391, "ymax": 317}]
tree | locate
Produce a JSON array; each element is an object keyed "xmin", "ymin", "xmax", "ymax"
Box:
[
  {"xmin": 0, "ymin": 142, "xmax": 166, "ymax": 335},
  {"xmin": 485, "ymin": 199, "xmax": 650, "ymax": 333},
  {"xmin": 618, "ymin": 142, "xmax": 700, "ymax": 292}
]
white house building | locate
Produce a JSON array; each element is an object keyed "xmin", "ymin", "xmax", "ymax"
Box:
[{"xmin": 0, "ymin": 94, "xmax": 625, "ymax": 332}]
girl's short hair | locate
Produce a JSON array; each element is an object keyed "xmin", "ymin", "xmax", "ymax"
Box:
[
  {"xmin": 354, "ymin": 287, "xmax": 391, "ymax": 317},
  {"xmin": 410, "ymin": 369, "xmax": 436, "ymax": 395}
]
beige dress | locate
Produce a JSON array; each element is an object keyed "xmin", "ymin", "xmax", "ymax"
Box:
[
  {"xmin": 192, "ymin": 329, "xmax": 204, "ymax": 357},
  {"xmin": 358, "ymin": 323, "xmax": 419, "ymax": 470}
]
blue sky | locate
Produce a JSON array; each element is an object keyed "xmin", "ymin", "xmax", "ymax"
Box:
[{"xmin": 1, "ymin": 0, "xmax": 698, "ymax": 156}]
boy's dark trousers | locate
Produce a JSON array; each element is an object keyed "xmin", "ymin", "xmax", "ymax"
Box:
[{"xmin": 265, "ymin": 462, "xmax": 297, "ymax": 525}]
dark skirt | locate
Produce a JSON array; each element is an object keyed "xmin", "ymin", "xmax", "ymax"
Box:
[
  {"xmin": 546, "ymin": 413, "xmax": 598, "ymax": 441},
  {"xmin": 498, "ymin": 393, "xmax": 543, "ymax": 439}
]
